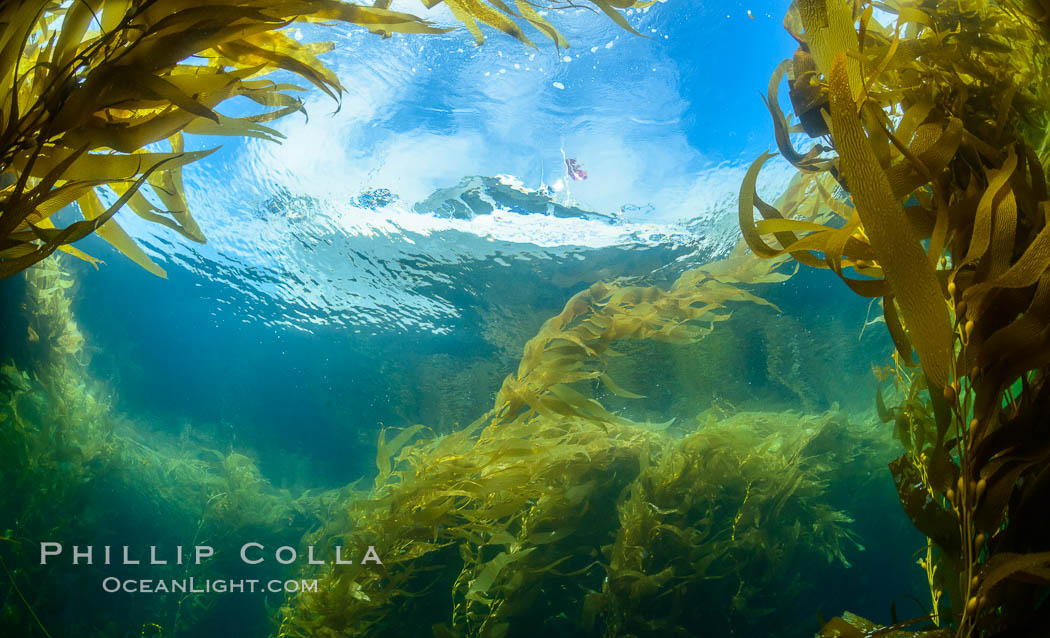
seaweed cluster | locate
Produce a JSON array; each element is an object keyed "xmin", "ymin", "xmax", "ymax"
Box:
[
  {"xmin": 0, "ymin": 0, "xmax": 649, "ymax": 279},
  {"xmin": 1, "ymin": 258, "xmax": 341, "ymax": 637},
  {"xmin": 740, "ymin": 0, "xmax": 1050, "ymax": 634},
  {"xmin": 603, "ymin": 410, "xmax": 868, "ymax": 637},
  {"xmin": 279, "ymin": 410, "xmax": 883, "ymax": 638},
  {"xmin": 277, "ymin": 255, "xmax": 896, "ymax": 637},
  {"xmin": 491, "ymin": 245, "xmax": 788, "ymax": 430}
]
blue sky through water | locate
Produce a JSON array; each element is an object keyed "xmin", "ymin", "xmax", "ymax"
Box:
[{"xmin": 172, "ymin": 0, "xmax": 799, "ymax": 229}]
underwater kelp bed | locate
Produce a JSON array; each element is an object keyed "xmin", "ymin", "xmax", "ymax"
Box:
[
  {"xmin": 3, "ymin": 250, "xmax": 915, "ymax": 638},
  {"xmin": 1, "ymin": 259, "xmax": 351, "ymax": 636},
  {"xmin": 273, "ymin": 253, "xmax": 908, "ymax": 638},
  {"xmin": 278, "ymin": 410, "xmax": 891, "ymax": 638},
  {"xmin": 6, "ymin": 0, "xmax": 1050, "ymax": 637}
]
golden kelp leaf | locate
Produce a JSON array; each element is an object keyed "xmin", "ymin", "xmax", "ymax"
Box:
[
  {"xmin": 979, "ymin": 203, "xmax": 1050, "ymax": 290},
  {"xmin": 146, "ymin": 135, "xmax": 207, "ymax": 243},
  {"xmin": 35, "ymin": 217, "xmax": 105, "ymax": 268},
  {"xmin": 828, "ymin": 52, "xmax": 952, "ymax": 389},
  {"xmin": 961, "ymin": 149, "xmax": 1018, "ymax": 267},
  {"xmin": 448, "ymin": 7, "xmax": 497, "ymax": 48},
  {"xmin": 182, "ymin": 111, "xmax": 285, "ymax": 141},
  {"xmin": 78, "ymin": 191, "xmax": 167, "ymax": 278},
  {"xmin": 215, "ymin": 31, "xmax": 344, "ymax": 100},
  {"xmin": 109, "ymin": 183, "xmax": 196, "ymax": 240},
  {"xmin": 590, "ymin": 0, "xmax": 645, "ymax": 37},
  {"xmin": 3, "ymin": 0, "xmax": 645, "ymax": 278},
  {"xmin": 14, "ymin": 149, "xmax": 215, "ymax": 183},
  {"xmin": 1, "ymin": 158, "xmax": 175, "ymax": 277},
  {"xmin": 739, "ymin": 152, "xmax": 788, "ymax": 259},
  {"xmin": 514, "ymin": 0, "xmax": 569, "ymax": 48},
  {"xmin": 300, "ymin": 2, "xmax": 451, "ymax": 35},
  {"xmin": 796, "ymin": 0, "xmax": 862, "ymax": 99}
]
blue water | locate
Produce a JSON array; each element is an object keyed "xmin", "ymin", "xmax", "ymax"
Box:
[
  {"xmin": 0, "ymin": 3, "xmax": 933, "ymax": 637},
  {"xmin": 43, "ymin": 1, "xmax": 812, "ymax": 483}
]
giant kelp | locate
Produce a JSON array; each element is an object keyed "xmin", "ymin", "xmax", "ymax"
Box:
[
  {"xmin": 0, "ymin": 0, "xmax": 649, "ymax": 279},
  {"xmin": 277, "ymin": 254, "xmax": 894, "ymax": 638},
  {"xmin": 279, "ymin": 410, "xmax": 883, "ymax": 638},
  {"xmin": 740, "ymin": 1, "xmax": 1050, "ymax": 634},
  {"xmin": 491, "ymin": 245, "xmax": 789, "ymax": 430},
  {"xmin": 1, "ymin": 258, "xmax": 341, "ymax": 637},
  {"xmin": 602, "ymin": 410, "xmax": 870, "ymax": 638}
]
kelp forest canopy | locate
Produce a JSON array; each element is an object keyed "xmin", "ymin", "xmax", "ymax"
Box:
[
  {"xmin": 5, "ymin": 0, "xmax": 1050, "ymax": 638},
  {"xmin": 0, "ymin": 0, "xmax": 650, "ymax": 279},
  {"xmin": 738, "ymin": 0, "xmax": 1050, "ymax": 635}
]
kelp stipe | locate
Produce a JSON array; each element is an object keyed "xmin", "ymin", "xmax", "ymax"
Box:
[{"xmin": 740, "ymin": 1, "xmax": 1050, "ymax": 634}]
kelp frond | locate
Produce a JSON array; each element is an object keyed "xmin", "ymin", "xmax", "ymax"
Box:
[
  {"xmin": 740, "ymin": 1, "xmax": 1050, "ymax": 634},
  {"xmin": 491, "ymin": 245, "xmax": 786, "ymax": 430},
  {"xmin": 279, "ymin": 408, "xmax": 878, "ymax": 638},
  {"xmin": 274, "ymin": 241, "xmax": 878, "ymax": 637},
  {"xmin": 0, "ymin": 0, "xmax": 647, "ymax": 279}
]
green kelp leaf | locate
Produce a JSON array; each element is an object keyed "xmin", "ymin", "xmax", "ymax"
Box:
[
  {"xmin": 466, "ymin": 548, "xmax": 536, "ymax": 603},
  {"xmin": 375, "ymin": 425, "xmax": 426, "ymax": 488},
  {"xmin": 598, "ymin": 373, "xmax": 644, "ymax": 399},
  {"xmin": 875, "ymin": 382, "xmax": 894, "ymax": 423},
  {"xmin": 828, "ymin": 52, "xmax": 952, "ymax": 389}
]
